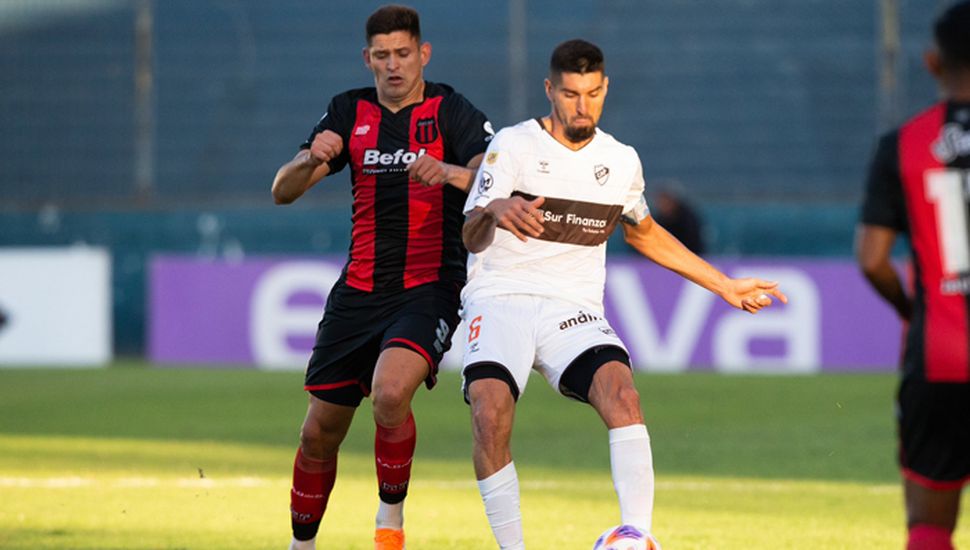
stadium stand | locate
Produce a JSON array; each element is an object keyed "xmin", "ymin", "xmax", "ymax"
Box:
[{"xmin": 0, "ymin": 0, "xmax": 940, "ymax": 353}]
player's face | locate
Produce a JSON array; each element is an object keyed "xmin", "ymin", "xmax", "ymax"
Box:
[
  {"xmin": 364, "ymin": 31, "xmax": 431, "ymax": 107},
  {"xmin": 545, "ymin": 71, "xmax": 609, "ymax": 143}
]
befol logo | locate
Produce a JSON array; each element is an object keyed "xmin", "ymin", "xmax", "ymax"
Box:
[{"xmin": 363, "ymin": 148, "xmax": 426, "ymax": 166}]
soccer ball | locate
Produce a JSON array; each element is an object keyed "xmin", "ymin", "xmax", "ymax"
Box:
[{"xmin": 591, "ymin": 524, "xmax": 661, "ymax": 550}]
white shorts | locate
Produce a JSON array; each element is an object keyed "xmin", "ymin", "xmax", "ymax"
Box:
[{"xmin": 461, "ymin": 294, "xmax": 628, "ymax": 400}]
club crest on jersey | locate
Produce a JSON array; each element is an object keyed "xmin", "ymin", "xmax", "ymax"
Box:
[
  {"xmin": 486, "ymin": 152, "xmax": 499, "ymax": 164},
  {"xmin": 933, "ymin": 123, "xmax": 970, "ymax": 163},
  {"xmin": 478, "ymin": 171, "xmax": 494, "ymax": 193},
  {"xmin": 414, "ymin": 117, "xmax": 439, "ymax": 144},
  {"xmin": 594, "ymin": 164, "xmax": 610, "ymax": 185}
]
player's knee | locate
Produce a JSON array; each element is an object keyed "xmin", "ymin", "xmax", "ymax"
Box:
[
  {"xmin": 299, "ymin": 414, "xmax": 344, "ymax": 458},
  {"xmin": 371, "ymin": 383, "xmax": 412, "ymax": 420},
  {"xmin": 299, "ymin": 422, "xmax": 326, "ymax": 458},
  {"xmin": 470, "ymin": 402, "xmax": 498, "ymax": 432},
  {"xmin": 616, "ymin": 384, "xmax": 642, "ymax": 408},
  {"xmin": 470, "ymin": 394, "xmax": 512, "ymax": 441},
  {"xmin": 601, "ymin": 384, "xmax": 643, "ymax": 425}
]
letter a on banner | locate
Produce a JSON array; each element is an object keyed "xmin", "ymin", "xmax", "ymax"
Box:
[{"xmin": 712, "ymin": 267, "xmax": 820, "ymax": 373}]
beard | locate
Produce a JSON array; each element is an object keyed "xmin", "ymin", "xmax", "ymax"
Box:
[
  {"xmin": 554, "ymin": 104, "xmax": 596, "ymax": 143},
  {"xmin": 564, "ymin": 123, "xmax": 596, "ymax": 143}
]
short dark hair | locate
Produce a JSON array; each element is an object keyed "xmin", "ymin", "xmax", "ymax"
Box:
[
  {"xmin": 366, "ymin": 4, "xmax": 421, "ymax": 43},
  {"xmin": 934, "ymin": 0, "xmax": 970, "ymax": 70},
  {"xmin": 549, "ymin": 39, "xmax": 605, "ymax": 81}
]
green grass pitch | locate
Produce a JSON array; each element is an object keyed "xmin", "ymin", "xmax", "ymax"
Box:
[{"xmin": 0, "ymin": 363, "xmax": 967, "ymax": 549}]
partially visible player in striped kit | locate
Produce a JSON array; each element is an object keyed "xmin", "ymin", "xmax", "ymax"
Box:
[
  {"xmin": 271, "ymin": 5, "xmax": 492, "ymax": 550},
  {"xmin": 857, "ymin": 2, "xmax": 970, "ymax": 548}
]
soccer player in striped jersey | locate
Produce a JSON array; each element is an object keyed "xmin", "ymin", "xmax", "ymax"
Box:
[
  {"xmin": 857, "ymin": 2, "xmax": 970, "ymax": 548},
  {"xmin": 271, "ymin": 5, "xmax": 492, "ymax": 550},
  {"xmin": 461, "ymin": 39, "xmax": 787, "ymax": 549}
]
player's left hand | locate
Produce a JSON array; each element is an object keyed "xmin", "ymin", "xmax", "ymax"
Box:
[
  {"xmin": 725, "ymin": 279, "xmax": 788, "ymax": 313},
  {"xmin": 408, "ymin": 155, "xmax": 449, "ymax": 187}
]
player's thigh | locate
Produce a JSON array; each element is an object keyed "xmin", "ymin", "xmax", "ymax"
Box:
[
  {"xmin": 377, "ymin": 281, "xmax": 463, "ymax": 392},
  {"xmin": 304, "ymin": 283, "xmax": 418, "ymax": 406},
  {"xmin": 897, "ymin": 379, "xmax": 970, "ymax": 494},
  {"xmin": 533, "ymin": 300, "xmax": 630, "ymax": 401},
  {"xmin": 461, "ymin": 295, "xmax": 538, "ymax": 403}
]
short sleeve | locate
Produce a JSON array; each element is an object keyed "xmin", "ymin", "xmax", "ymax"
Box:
[
  {"xmin": 620, "ymin": 153, "xmax": 650, "ymax": 225},
  {"xmin": 464, "ymin": 128, "xmax": 518, "ymax": 214},
  {"xmin": 300, "ymin": 94, "xmax": 353, "ymax": 174},
  {"xmin": 860, "ymin": 131, "xmax": 907, "ymax": 233},
  {"xmin": 441, "ymin": 92, "xmax": 494, "ymax": 166}
]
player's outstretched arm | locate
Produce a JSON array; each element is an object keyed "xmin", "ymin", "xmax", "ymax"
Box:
[
  {"xmin": 271, "ymin": 130, "xmax": 342, "ymax": 204},
  {"xmin": 462, "ymin": 196, "xmax": 545, "ymax": 253},
  {"xmin": 408, "ymin": 153, "xmax": 485, "ymax": 192},
  {"xmin": 855, "ymin": 223, "xmax": 912, "ymax": 321},
  {"xmin": 622, "ymin": 215, "xmax": 788, "ymax": 313}
]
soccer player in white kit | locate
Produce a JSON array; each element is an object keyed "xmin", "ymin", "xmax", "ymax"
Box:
[{"xmin": 461, "ymin": 39, "xmax": 789, "ymax": 549}]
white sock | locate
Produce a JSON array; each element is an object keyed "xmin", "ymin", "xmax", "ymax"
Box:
[
  {"xmin": 609, "ymin": 424, "xmax": 654, "ymax": 532},
  {"xmin": 477, "ymin": 462, "xmax": 525, "ymax": 550},
  {"xmin": 289, "ymin": 537, "xmax": 315, "ymax": 550},
  {"xmin": 375, "ymin": 500, "xmax": 404, "ymax": 530}
]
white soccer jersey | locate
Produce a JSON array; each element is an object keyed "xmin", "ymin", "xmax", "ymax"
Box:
[{"xmin": 463, "ymin": 118, "xmax": 649, "ymax": 312}]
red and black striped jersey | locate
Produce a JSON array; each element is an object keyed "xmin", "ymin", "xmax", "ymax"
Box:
[
  {"xmin": 861, "ymin": 101, "xmax": 970, "ymax": 382},
  {"xmin": 302, "ymin": 82, "xmax": 492, "ymax": 293}
]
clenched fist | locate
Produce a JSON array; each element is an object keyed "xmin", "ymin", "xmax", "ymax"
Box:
[
  {"xmin": 307, "ymin": 130, "xmax": 344, "ymax": 166},
  {"xmin": 408, "ymin": 155, "xmax": 450, "ymax": 187}
]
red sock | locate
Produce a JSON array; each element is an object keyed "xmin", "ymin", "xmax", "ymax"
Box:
[
  {"xmin": 375, "ymin": 411, "xmax": 416, "ymax": 504},
  {"xmin": 908, "ymin": 523, "xmax": 954, "ymax": 550},
  {"xmin": 290, "ymin": 447, "xmax": 337, "ymax": 541}
]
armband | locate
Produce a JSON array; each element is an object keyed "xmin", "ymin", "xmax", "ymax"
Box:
[{"xmin": 620, "ymin": 194, "xmax": 650, "ymax": 225}]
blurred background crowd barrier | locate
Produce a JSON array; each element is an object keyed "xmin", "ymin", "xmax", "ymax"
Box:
[{"xmin": 0, "ymin": 0, "xmax": 941, "ymax": 364}]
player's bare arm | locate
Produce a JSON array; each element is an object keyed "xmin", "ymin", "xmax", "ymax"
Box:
[
  {"xmin": 855, "ymin": 223, "xmax": 913, "ymax": 321},
  {"xmin": 408, "ymin": 152, "xmax": 485, "ymax": 191},
  {"xmin": 462, "ymin": 196, "xmax": 546, "ymax": 253},
  {"xmin": 271, "ymin": 129, "xmax": 343, "ymax": 204},
  {"xmin": 622, "ymin": 215, "xmax": 788, "ymax": 313}
]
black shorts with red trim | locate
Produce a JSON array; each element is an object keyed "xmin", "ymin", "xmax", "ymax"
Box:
[
  {"xmin": 304, "ymin": 279, "xmax": 461, "ymax": 407},
  {"xmin": 897, "ymin": 376, "xmax": 970, "ymax": 489}
]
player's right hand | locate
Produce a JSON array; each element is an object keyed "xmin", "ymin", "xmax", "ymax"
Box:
[
  {"xmin": 307, "ymin": 130, "xmax": 343, "ymax": 166},
  {"xmin": 485, "ymin": 196, "xmax": 545, "ymax": 242}
]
